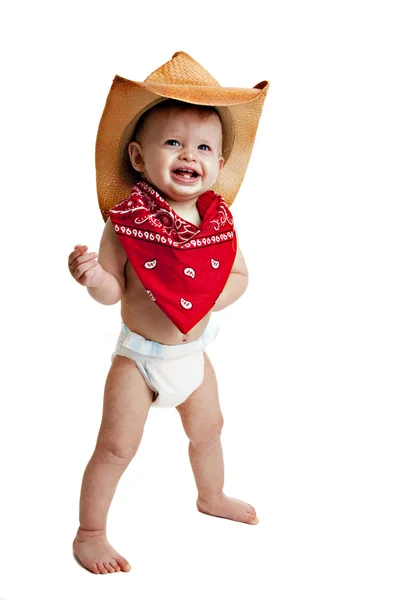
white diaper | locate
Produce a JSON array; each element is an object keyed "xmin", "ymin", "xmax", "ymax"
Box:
[{"xmin": 112, "ymin": 321, "xmax": 218, "ymax": 408}]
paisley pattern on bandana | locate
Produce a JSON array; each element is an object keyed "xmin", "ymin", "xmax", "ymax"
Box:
[{"xmin": 109, "ymin": 181, "xmax": 237, "ymax": 334}]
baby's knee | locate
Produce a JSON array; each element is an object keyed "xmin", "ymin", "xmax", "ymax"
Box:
[
  {"xmin": 189, "ymin": 414, "xmax": 224, "ymax": 447},
  {"xmin": 95, "ymin": 434, "xmax": 140, "ymax": 464}
]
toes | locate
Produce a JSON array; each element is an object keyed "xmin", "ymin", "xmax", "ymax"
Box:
[
  {"xmin": 117, "ymin": 557, "xmax": 131, "ymax": 572},
  {"xmin": 110, "ymin": 559, "xmax": 120, "ymax": 572},
  {"xmin": 246, "ymin": 513, "xmax": 259, "ymax": 525},
  {"xmin": 96, "ymin": 562, "xmax": 108, "ymax": 574},
  {"xmin": 105, "ymin": 562, "xmax": 115, "ymax": 573},
  {"xmin": 92, "ymin": 562, "xmax": 101, "ymax": 574},
  {"xmin": 248, "ymin": 505, "xmax": 257, "ymax": 516}
]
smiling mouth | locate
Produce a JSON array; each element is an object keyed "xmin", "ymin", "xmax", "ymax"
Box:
[{"xmin": 173, "ymin": 168, "xmax": 200, "ymax": 179}]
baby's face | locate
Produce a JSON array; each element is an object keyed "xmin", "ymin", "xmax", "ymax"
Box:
[{"xmin": 128, "ymin": 107, "xmax": 224, "ymax": 204}]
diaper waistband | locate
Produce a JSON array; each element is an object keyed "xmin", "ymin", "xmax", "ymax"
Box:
[{"xmin": 120, "ymin": 321, "xmax": 219, "ymax": 359}]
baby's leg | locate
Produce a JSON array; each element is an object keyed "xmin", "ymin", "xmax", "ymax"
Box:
[
  {"xmin": 73, "ymin": 355, "xmax": 153, "ymax": 574},
  {"xmin": 176, "ymin": 353, "xmax": 258, "ymax": 525}
]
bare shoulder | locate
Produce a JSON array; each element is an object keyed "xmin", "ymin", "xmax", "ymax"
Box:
[{"xmin": 97, "ymin": 218, "xmax": 128, "ymax": 290}]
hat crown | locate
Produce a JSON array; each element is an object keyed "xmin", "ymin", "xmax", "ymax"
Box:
[{"xmin": 144, "ymin": 51, "xmax": 220, "ymax": 87}]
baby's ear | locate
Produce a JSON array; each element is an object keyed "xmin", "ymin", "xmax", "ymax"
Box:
[
  {"xmin": 128, "ymin": 142, "xmax": 145, "ymax": 172},
  {"xmin": 214, "ymin": 156, "xmax": 224, "ymax": 183}
]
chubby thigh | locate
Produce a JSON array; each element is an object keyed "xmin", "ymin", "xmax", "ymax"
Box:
[{"xmin": 96, "ymin": 355, "xmax": 154, "ymax": 460}]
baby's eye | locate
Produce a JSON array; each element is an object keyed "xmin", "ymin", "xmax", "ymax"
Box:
[
  {"xmin": 198, "ymin": 144, "xmax": 211, "ymax": 151},
  {"xmin": 166, "ymin": 139, "xmax": 180, "ymax": 147}
]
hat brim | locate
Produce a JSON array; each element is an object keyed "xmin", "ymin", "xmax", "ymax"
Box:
[{"xmin": 96, "ymin": 75, "xmax": 269, "ymax": 221}]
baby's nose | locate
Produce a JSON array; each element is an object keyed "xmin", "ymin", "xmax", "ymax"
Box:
[{"xmin": 179, "ymin": 147, "xmax": 196, "ymax": 161}]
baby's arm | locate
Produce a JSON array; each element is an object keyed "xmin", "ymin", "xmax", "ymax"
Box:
[
  {"xmin": 68, "ymin": 219, "xmax": 127, "ymax": 305},
  {"xmin": 212, "ymin": 240, "xmax": 248, "ymax": 312}
]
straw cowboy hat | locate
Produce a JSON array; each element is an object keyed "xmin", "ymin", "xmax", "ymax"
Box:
[{"xmin": 96, "ymin": 51, "xmax": 269, "ymax": 221}]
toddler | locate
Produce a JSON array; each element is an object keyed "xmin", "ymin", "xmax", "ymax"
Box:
[{"xmin": 68, "ymin": 52, "xmax": 268, "ymax": 574}]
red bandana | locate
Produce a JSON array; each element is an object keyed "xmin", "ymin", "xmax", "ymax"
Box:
[{"xmin": 109, "ymin": 181, "xmax": 237, "ymax": 334}]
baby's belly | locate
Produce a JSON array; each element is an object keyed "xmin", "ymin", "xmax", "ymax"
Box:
[{"xmin": 120, "ymin": 264, "xmax": 210, "ymax": 345}]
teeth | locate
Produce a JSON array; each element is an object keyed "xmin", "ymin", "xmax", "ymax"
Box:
[{"xmin": 174, "ymin": 168, "xmax": 198, "ymax": 177}]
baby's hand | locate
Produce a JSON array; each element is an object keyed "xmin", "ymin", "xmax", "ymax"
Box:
[{"xmin": 68, "ymin": 245, "xmax": 106, "ymax": 288}]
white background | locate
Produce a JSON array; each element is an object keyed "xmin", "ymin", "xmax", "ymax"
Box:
[{"xmin": 1, "ymin": 1, "xmax": 399, "ymax": 599}]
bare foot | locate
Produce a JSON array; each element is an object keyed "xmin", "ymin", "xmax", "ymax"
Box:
[
  {"xmin": 73, "ymin": 528, "xmax": 131, "ymax": 574},
  {"xmin": 197, "ymin": 493, "xmax": 259, "ymax": 525}
]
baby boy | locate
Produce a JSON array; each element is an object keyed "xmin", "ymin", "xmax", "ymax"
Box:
[{"xmin": 68, "ymin": 52, "xmax": 268, "ymax": 575}]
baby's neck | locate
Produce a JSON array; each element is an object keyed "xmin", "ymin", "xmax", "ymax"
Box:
[
  {"xmin": 167, "ymin": 198, "xmax": 202, "ymax": 227},
  {"xmin": 142, "ymin": 180, "xmax": 202, "ymax": 226}
]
